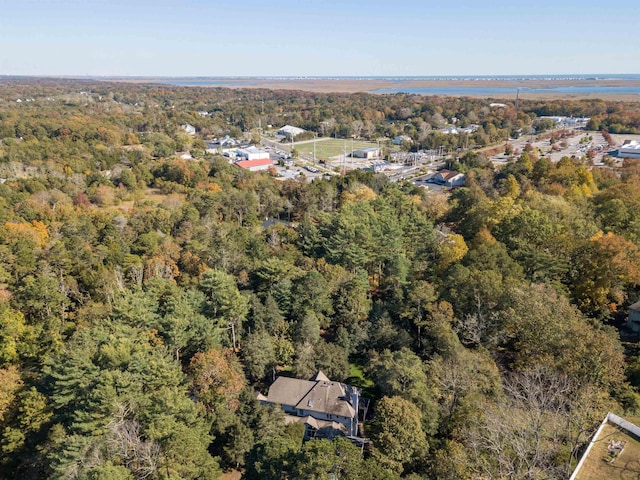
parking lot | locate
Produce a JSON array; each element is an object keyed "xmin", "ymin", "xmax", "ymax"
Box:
[
  {"xmin": 271, "ymin": 163, "xmax": 328, "ymax": 182},
  {"xmin": 410, "ymin": 172, "xmax": 449, "ymax": 192},
  {"xmin": 490, "ymin": 130, "xmax": 613, "ymax": 164}
]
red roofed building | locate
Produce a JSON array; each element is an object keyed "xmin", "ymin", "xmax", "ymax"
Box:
[{"xmin": 235, "ymin": 158, "xmax": 275, "ymax": 171}]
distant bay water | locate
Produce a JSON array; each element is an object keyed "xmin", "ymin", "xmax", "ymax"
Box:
[
  {"xmin": 152, "ymin": 74, "xmax": 640, "ymax": 96},
  {"xmin": 372, "ymin": 85, "xmax": 640, "ymax": 95}
]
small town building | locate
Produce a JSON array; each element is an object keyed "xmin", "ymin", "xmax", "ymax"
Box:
[
  {"xmin": 371, "ymin": 160, "xmax": 392, "ymax": 172},
  {"xmin": 434, "ymin": 169, "xmax": 465, "ymax": 187},
  {"xmin": 206, "ymin": 135, "xmax": 239, "ymax": 153},
  {"xmin": 257, "ymin": 371, "xmax": 361, "ymax": 439},
  {"xmin": 619, "ymin": 140, "xmax": 640, "ymax": 159},
  {"xmin": 392, "ymin": 135, "xmax": 413, "ymax": 145},
  {"xmin": 570, "ymin": 412, "xmax": 640, "ymax": 479},
  {"xmin": 459, "ymin": 125, "xmax": 480, "ymax": 134},
  {"xmin": 539, "ymin": 116, "xmax": 590, "ymax": 128},
  {"xmin": 353, "ymin": 147, "xmax": 380, "ymax": 159},
  {"xmin": 234, "ymin": 158, "xmax": 274, "ymax": 172},
  {"xmin": 181, "ymin": 124, "xmax": 196, "ymax": 135},
  {"xmin": 236, "ymin": 146, "xmax": 270, "ymax": 161},
  {"xmin": 278, "ymin": 125, "xmax": 305, "ymax": 138}
]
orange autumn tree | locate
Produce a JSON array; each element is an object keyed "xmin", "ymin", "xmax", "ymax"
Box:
[
  {"xmin": 573, "ymin": 231, "xmax": 640, "ymax": 317},
  {"xmin": 3, "ymin": 221, "xmax": 48, "ymax": 247},
  {"xmin": 189, "ymin": 348, "xmax": 246, "ymax": 412}
]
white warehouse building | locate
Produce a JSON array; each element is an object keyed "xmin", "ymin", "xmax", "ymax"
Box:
[
  {"xmin": 353, "ymin": 147, "xmax": 380, "ymax": 159},
  {"xmin": 619, "ymin": 140, "xmax": 640, "ymax": 159},
  {"xmin": 277, "ymin": 125, "xmax": 305, "ymax": 138},
  {"xmin": 236, "ymin": 146, "xmax": 270, "ymax": 161}
]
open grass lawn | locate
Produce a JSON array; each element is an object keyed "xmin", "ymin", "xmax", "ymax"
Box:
[
  {"xmin": 576, "ymin": 423, "xmax": 640, "ymax": 480},
  {"xmin": 294, "ymin": 138, "xmax": 379, "ymax": 161},
  {"xmin": 107, "ymin": 188, "xmax": 184, "ymax": 213},
  {"xmin": 347, "ymin": 363, "xmax": 374, "ymax": 388}
]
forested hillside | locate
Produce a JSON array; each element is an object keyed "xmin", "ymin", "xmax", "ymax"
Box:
[{"xmin": 1, "ymin": 79, "xmax": 640, "ymax": 479}]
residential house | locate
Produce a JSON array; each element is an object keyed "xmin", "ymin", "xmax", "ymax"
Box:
[
  {"xmin": 392, "ymin": 135, "xmax": 413, "ymax": 145},
  {"xmin": 459, "ymin": 125, "xmax": 479, "ymax": 134},
  {"xmin": 433, "ymin": 169, "xmax": 465, "ymax": 187},
  {"xmin": 181, "ymin": 124, "xmax": 196, "ymax": 136},
  {"xmin": 258, "ymin": 371, "xmax": 360, "ymax": 439},
  {"xmin": 206, "ymin": 136, "xmax": 241, "ymax": 154},
  {"xmin": 628, "ymin": 300, "xmax": 640, "ymax": 333}
]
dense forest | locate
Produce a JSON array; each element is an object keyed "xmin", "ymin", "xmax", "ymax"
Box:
[{"xmin": 1, "ymin": 78, "xmax": 640, "ymax": 479}]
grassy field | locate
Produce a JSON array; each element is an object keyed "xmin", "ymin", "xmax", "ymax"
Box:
[
  {"xmin": 576, "ymin": 423, "xmax": 640, "ymax": 479},
  {"xmin": 294, "ymin": 138, "xmax": 379, "ymax": 161}
]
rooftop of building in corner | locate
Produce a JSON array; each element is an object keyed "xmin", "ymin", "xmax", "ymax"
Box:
[
  {"xmin": 235, "ymin": 158, "xmax": 274, "ymax": 169},
  {"xmin": 573, "ymin": 416, "xmax": 640, "ymax": 480}
]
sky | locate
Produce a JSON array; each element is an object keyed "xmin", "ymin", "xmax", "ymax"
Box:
[{"xmin": 0, "ymin": 0, "xmax": 639, "ymax": 77}]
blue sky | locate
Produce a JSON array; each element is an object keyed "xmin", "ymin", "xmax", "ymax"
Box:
[{"xmin": 0, "ymin": 0, "xmax": 638, "ymax": 76}]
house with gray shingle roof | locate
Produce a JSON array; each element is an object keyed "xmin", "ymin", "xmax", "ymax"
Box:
[{"xmin": 257, "ymin": 371, "xmax": 360, "ymax": 439}]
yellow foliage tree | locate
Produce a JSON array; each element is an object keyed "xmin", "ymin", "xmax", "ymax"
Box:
[
  {"xmin": 0, "ymin": 365, "xmax": 22, "ymax": 423},
  {"xmin": 3, "ymin": 221, "xmax": 49, "ymax": 247},
  {"xmin": 341, "ymin": 184, "xmax": 377, "ymax": 204},
  {"xmin": 574, "ymin": 231, "xmax": 640, "ymax": 315},
  {"xmin": 437, "ymin": 233, "xmax": 469, "ymax": 269}
]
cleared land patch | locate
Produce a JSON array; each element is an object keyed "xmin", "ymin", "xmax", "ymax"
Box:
[{"xmin": 294, "ymin": 138, "xmax": 379, "ymax": 161}]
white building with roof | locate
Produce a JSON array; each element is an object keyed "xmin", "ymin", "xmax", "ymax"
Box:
[
  {"xmin": 392, "ymin": 135, "xmax": 413, "ymax": 145},
  {"xmin": 459, "ymin": 125, "xmax": 479, "ymax": 134},
  {"xmin": 619, "ymin": 140, "xmax": 640, "ymax": 159},
  {"xmin": 181, "ymin": 124, "xmax": 196, "ymax": 135},
  {"xmin": 353, "ymin": 147, "xmax": 380, "ymax": 159},
  {"xmin": 433, "ymin": 169, "xmax": 465, "ymax": 187},
  {"xmin": 278, "ymin": 125, "xmax": 305, "ymax": 138},
  {"xmin": 236, "ymin": 146, "xmax": 270, "ymax": 161}
]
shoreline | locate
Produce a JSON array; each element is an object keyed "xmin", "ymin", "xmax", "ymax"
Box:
[
  {"xmin": 4, "ymin": 75, "xmax": 640, "ymax": 101},
  {"xmin": 112, "ymin": 77, "xmax": 640, "ymax": 101}
]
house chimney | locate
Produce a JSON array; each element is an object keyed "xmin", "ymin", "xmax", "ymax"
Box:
[{"xmin": 350, "ymin": 386, "xmax": 359, "ymax": 436}]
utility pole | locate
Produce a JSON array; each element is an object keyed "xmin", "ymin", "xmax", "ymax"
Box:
[
  {"xmin": 313, "ymin": 133, "xmax": 316, "ymax": 164},
  {"xmin": 342, "ymin": 142, "xmax": 347, "ymax": 175}
]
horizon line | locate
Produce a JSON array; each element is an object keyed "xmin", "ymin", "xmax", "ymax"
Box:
[{"xmin": 2, "ymin": 73, "xmax": 640, "ymax": 80}]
